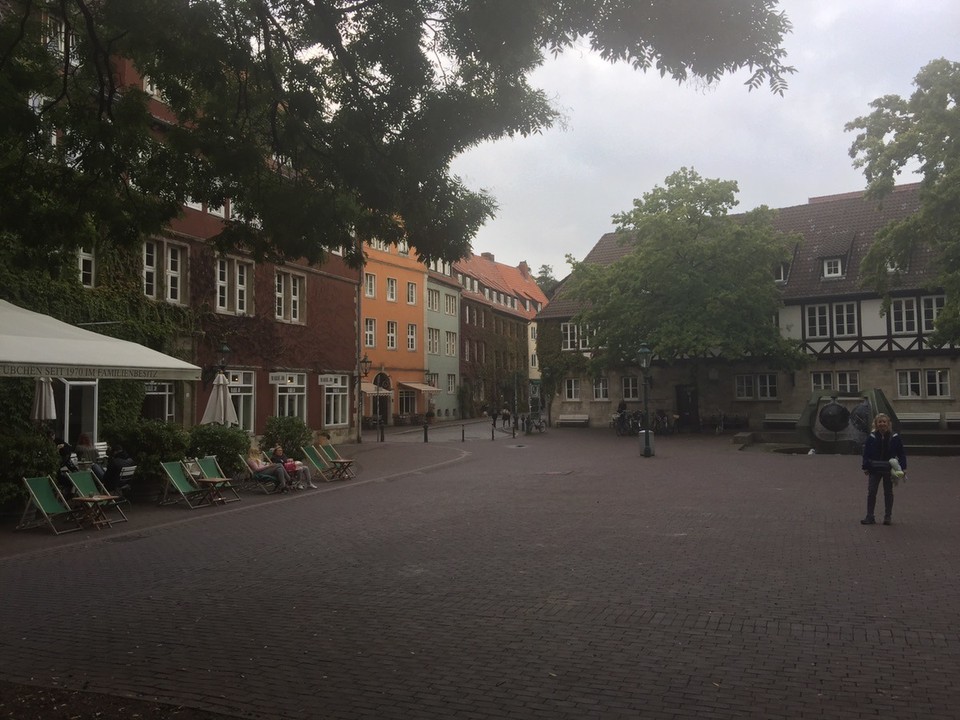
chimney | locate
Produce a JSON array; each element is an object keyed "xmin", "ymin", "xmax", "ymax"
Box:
[
  {"xmin": 481, "ymin": 252, "xmax": 495, "ymax": 261},
  {"xmin": 518, "ymin": 261, "xmax": 530, "ymax": 278}
]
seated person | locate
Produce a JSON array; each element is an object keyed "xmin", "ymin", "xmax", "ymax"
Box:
[
  {"xmin": 51, "ymin": 434, "xmax": 78, "ymax": 498},
  {"xmin": 73, "ymin": 433, "xmax": 99, "ymax": 463},
  {"xmin": 246, "ymin": 449, "xmax": 293, "ymax": 492},
  {"xmin": 92, "ymin": 444, "xmax": 135, "ymax": 495},
  {"xmin": 270, "ymin": 446, "xmax": 316, "ymax": 489}
]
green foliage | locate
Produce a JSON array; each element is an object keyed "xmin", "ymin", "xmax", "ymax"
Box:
[
  {"xmin": 569, "ymin": 168, "xmax": 806, "ymax": 370},
  {"xmin": 846, "ymin": 58, "xmax": 960, "ymax": 344},
  {"xmin": 188, "ymin": 424, "xmax": 251, "ymax": 477},
  {"xmin": 260, "ymin": 416, "xmax": 313, "ymax": 461},
  {"xmin": 103, "ymin": 419, "xmax": 190, "ymax": 485},
  {"xmin": 0, "ymin": 427, "xmax": 60, "ymax": 511},
  {"xmin": 536, "ymin": 265, "xmax": 561, "ymax": 299},
  {"xmin": 536, "ymin": 320, "xmax": 588, "ymax": 408},
  {"xmin": 1, "ymin": 2, "xmax": 793, "ymax": 267}
]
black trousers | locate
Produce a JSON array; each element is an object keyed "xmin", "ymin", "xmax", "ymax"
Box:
[{"xmin": 866, "ymin": 472, "xmax": 894, "ymax": 520}]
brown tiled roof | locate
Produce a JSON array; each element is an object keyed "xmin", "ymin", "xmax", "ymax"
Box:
[{"xmin": 537, "ymin": 184, "xmax": 934, "ymax": 321}]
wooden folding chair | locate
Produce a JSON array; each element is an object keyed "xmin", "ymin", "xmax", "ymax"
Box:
[
  {"xmin": 159, "ymin": 461, "xmax": 212, "ymax": 509},
  {"xmin": 301, "ymin": 445, "xmax": 336, "ymax": 482},
  {"xmin": 16, "ymin": 475, "xmax": 83, "ymax": 535},
  {"xmin": 195, "ymin": 456, "xmax": 241, "ymax": 503},
  {"xmin": 236, "ymin": 454, "xmax": 281, "ymax": 494},
  {"xmin": 319, "ymin": 443, "xmax": 356, "ymax": 479},
  {"xmin": 68, "ymin": 470, "xmax": 128, "ymax": 524}
]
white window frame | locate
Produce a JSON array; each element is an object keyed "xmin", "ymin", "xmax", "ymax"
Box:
[
  {"xmin": 593, "ymin": 377, "xmax": 609, "ymax": 401},
  {"xmin": 811, "ymin": 371, "xmax": 833, "ymax": 392},
  {"xmin": 926, "ymin": 369, "xmax": 950, "ymax": 398},
  {"xmin": 561, "ymin": 323, "xmax": 579, "ymax": 351},
  {"xmin": 775, "ymin": 262, "xmax": 789, "ymax": 283},
  {"xmin": 823, "ymin": 257, "xmax": 843, "ymax": 278},
  {"xmin": 226, "ymin": 369, "xmax": 255, "ymax": 433},
  {"xmin": 833, "ymin": 302, "xmax": 857, "ymax": 337},
  {"xmin": 386, "ymin": 278, "xmax": 397, "ymax": 302},
  {"xmin": 364, "ymin": 318, "xmax": 376, "ymax": 348},
  {"xmin": 216, "ymin": 256, "xmax": 253, "ymax": 315},
  {"xmin": 143, "ymin": 381, "xmax": 176, "ymax": 423},
  {"xmin": 622, "ymin": 376, "xmax": 640, "ymax": 401},
  {"xmin": 445, "ymin": 294, "xmax": 457, "ymax": 315},
  {"xmin": 78, "ymin": 246, "xmax": 95, "ymax": 288},
  {"xmin": 922, "ymin": 296, "xmax": 945, "ymax": 333},
  {"xmin": 757, "ymin": 373, "xmax": 778, "ymax": 399},
  {"xmin": 427, "ymin": 327, "xmax": 440, "ymax": 355},
  {"xmin": 364, "ymin": 273, "xmax": 376, "ymax": 298},
  {"xmin": 806, "ymin": 304, "xmax": 829, "ymax": 339},
  {"xmin": 407, "ymin": 282, "xmax": 417, "ymax": 305},
  {"xmin": 897, "ymin": 369, "xmax": 921, "ymax": 398},
  {"xmin": 274, "ymin": 271, "xmax": 304, "ymax": 323},
  {"xmin": 276, "ymin": 373, "xmax": 307, "ymax": 421},
  {"xmin": 386, "ymin": 321, "xmax": 398, "ymax": 350},
  {"xmin": 407, "ymin": 323, "xmax": 417, "ymax": 351},
  {"xmin": 564, "ymin": 378, "xmax": 580, "ymax": 401},
  {"xmin": 836, "ymin": 371, "xmax": 860, "ymax": 393},
  {"xmin": 447, "ymin": 374, "xmax": 456, "ymax": 394},
  {"xmin": 892, "ymin": 298, "xmax": 917, "ymax": 335},
  {"xmin": 427, "ymin": 288, "xmax": 440, "ymax": 312},
  {"xmin": 142, "ymin": 239, "xmax": 188, "ymax": 305},
  {"xmin": 445, "ymin": 331, "xmax": 457, "ymax": 357},
  {"xmin": 323, "ymin": 375, "xmax": 349, "ymax": 427}
]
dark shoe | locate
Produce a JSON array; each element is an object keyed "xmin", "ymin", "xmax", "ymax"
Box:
[
  {"xmin": 883, "ymin": 518, "xmax": 892, "ymax": 525},
  {"xmin": 860, "ymin": 517, "xmax": 876, "ymax": 525}
]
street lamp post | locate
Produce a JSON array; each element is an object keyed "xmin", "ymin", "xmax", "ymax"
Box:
[
  {"xmin": 638, "ymin": 342, "xmax": 653, "ymax": 458},
  {"xmin": 355, "ymin": 353, "xmax": 372, "ymax": 443}
]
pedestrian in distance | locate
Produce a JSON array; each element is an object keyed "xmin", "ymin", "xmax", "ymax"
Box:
[{"xmin": 860, "ymin": 413, "xmax": 906, "ymax": 526}]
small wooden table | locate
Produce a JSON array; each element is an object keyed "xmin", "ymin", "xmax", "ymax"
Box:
[
  {"xmin": 72, "ymin": 495, "xmax": 118, "ymax": 530},
  {"xmin": 327, "ymin": 459, "xmax": 354, "ymax": 480},
  {"xmin": 194, "ymin": 477, "xmax": 228, "ymax": 506}
]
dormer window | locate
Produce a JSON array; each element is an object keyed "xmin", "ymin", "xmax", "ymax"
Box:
[
  {"xmin": 774, "ymin": 262, "xmax": 789, "ymax": 283},
  {"xmin": 823, "ymin": 258, "xmax": 843, "ymax": 278}
]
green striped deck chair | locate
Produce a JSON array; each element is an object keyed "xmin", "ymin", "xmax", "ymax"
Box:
[
  {"xmin": 159, "ymin": 461, "xmax": 210, "ymax": 509},
  {"xmin": 301, "ymin": 445, "xmax": 335, "ymax": 482},
  {"xmin": 68, "ymin": 470, "xmax": 128, "ymax": 524},
  {"xmin": 16, "ymin": 475, "xmax": 83, "ymax": 535},
  {"xmin": 194, "ymin": 456, "xmax": 241, "ymax": 503}
]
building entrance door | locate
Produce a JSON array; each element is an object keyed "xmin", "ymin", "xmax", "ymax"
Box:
[{"xmin": 674, "ymin": 384, "xmax": 699, "ymax": 432}]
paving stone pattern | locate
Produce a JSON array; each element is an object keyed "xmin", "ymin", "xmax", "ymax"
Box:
[{"xmin": 1, "ymin": 430, "xmax": 959, "ymax": 719}]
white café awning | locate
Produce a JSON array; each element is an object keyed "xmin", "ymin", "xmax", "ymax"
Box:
[
  {"xmin": 0, "ymin": 299, "xmax": 202, "ymax": 381},
  {"xmin": 400, "ymin": 382, "xmax": 441, "ymax": 393},
  {"xmin": 360, "ymin": 382, "xmax": 381, "ymax": 394}
]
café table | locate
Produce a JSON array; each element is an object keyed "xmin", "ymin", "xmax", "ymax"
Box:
[{"xmin": 71, "ymin": 494, "xmax": 118, "ymax": 530}]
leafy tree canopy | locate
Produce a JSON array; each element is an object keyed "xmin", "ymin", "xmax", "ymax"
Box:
[
  {"xmin": 0, "ymin": 1, "xmax": 794, "ymax": 268},
  {"xmin": 567, "ymin": 168, "xmax": 804, "ymax": 370},
  {"xmin": 846, "ymin": 58, "xmax": 960, "ymax": 344},
  {"xmin": 536, "ymin": 264, "xmax": 561, "ymax": 298}
]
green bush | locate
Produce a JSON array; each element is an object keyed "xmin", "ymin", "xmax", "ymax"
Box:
[
  {"xmin": 188, "ymin": 424, "xmax": 251, "ymax": 476},
  {"xmin": 0, "ymin": 427, "xmax": 60, "ymax": 512},
  {"xmin": 260, "ymin": 416, "xmax": 313, "ymax": 460},
  {"xmin": 102, "ymin": 419, "xmax": 190, "ymax": 484}
]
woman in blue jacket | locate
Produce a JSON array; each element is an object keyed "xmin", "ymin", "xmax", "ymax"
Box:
[{"xmin": 860, "ymin": 413, "xmax": 906, "ymax": 525}]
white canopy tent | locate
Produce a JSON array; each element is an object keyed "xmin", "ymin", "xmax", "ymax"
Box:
[{"xmin": 0, "ymin": 299, "xmax": 201, "ymax": 381}]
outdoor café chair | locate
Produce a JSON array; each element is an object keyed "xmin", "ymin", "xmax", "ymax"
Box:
[
  {"xmin": 68, "ymin": 470, "xmax": 128, "ymax": 524},
  {"xmin": 16, "ymin": 475, "xmax": 83, "ymax": 535},
  {"xmin": 194, "ymin": 456, "xmax": 241, "ymax": 503}
]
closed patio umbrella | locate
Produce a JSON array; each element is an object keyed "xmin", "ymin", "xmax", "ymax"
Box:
[
  {"xmin": 30, "ymin": 376, "xmax": 57, "ymax": 422},
  {"xmin": 200, "ymin": 371, "xmax": 239, "ymax": 425}
]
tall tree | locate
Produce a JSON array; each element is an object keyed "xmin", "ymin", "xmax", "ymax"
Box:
[
  {"xmin": 846, "ymin": 58, "xmax": 960, "ymax": 344},
  {"xmin": 536, "ymin": 264, "xmax": 560, "ymax": 299},
  {"xmin": 0, "ymin": 1, "xmax": 794, "ymax": 269},
  {"xmin": 567, "ymin": 168, "xmax": 804, "ymax": 369}
]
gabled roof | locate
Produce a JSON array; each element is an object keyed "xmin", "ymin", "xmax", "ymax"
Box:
[
  {"xmin": 454, "ymin": 253, "xmax": 548, "ymax": 321},
  {"xmin": 538, "ymin": 183, "xmax": 933, "ymax": 322}
]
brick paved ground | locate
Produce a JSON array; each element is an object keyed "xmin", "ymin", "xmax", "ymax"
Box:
[{"xmin": 1, "ymin": 427, "xmax": 959, "ymax": 719}]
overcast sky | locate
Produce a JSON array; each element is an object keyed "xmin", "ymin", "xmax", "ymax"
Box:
[{"xmin": 449, "ymin": 1, "xmax": 960, "ymax": 280}]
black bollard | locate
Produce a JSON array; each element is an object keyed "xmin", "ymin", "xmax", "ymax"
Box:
[
  {"xmin": 462, "ymin": 424, "xmax": 465, "ymax": 442},
  {"xmin": 423, "ymin": 422, "xmax": 429, "ymax": 442},
  {"xmin": 378, "ymin": 421, "xmax": 385, "ymax": 443}
]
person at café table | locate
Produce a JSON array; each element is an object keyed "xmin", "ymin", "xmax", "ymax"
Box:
[
  {"xmin": 247, "ymin": 448, "xmax": 293, "ymax": 492},
  {"xmin": 92, "ymin": 444, "xmax": 135, "ymax": 495},
  {"xmin": 270, "ymin": 445, "xmax": 316, "ymax": 489},
  {"xmin": 74, "ymin": 433, "xmax": 98, "ymax": 463}
]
